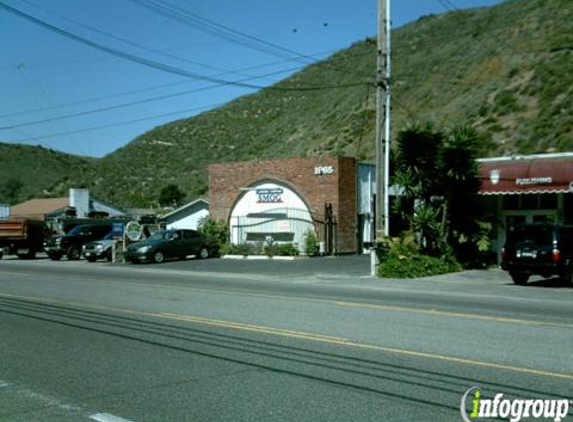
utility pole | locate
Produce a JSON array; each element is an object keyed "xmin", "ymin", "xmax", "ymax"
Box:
[{"xmin": 371, "ymin": 0, "xmax": 391, "ymax": 275}]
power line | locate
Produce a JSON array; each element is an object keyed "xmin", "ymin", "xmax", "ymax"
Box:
[
  {"xmin": 9, "ymin": 102, "xmax": 224, "ymax": 143},
  {"xmin": 0, "ymin": 47, "xmax": 354, "ymax": 121},
  {"xmin": 127, "ymin": 0, "xmax": 373, "ymax": 79},
  {"xmin": 0, "ymin": 1, "xmax": 366, "ymax": 93},
  {"xmin": 0, "ymin": 65, "xmax": 366, "ymax": 131},
  {"xmin": 17, "ymin": 0, "xmax": 261, "ymax": 80}
]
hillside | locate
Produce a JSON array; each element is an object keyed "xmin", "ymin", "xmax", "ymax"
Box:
[
  {"xmin": 43, "ymin": 0, "xmax": 573, "ymax": 207},
  {"xmin": 0, "ymin": 143, "xmax": 94, "ymax": 205}
]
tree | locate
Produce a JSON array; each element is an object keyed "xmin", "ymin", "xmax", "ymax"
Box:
[
  {"xmin": 158, "ymin": 184, "xmax": 185, "ymax": 207},
  {"xmin": 2, "ymin": 178, "xmax": 24, "ymax": 204},
  {"xmin": 438, "ymin": 124, "xmax": 480, "ymax": 244},
  {"xmin": 392, "ymin": 122, "xmax": 481, "ymax": 262}
]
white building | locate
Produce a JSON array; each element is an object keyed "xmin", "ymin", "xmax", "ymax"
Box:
[{"xmin": 161, "ymin": 198, "xmax": 210, "ymax": 230}]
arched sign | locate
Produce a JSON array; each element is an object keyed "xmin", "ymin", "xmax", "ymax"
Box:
[{"xmin": 230, "ymin": 181, "xmax": 314, "ymax": 251}]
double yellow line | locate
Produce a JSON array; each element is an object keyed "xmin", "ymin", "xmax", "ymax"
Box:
[{"xmin": 0, "ymin": 292, "xmax": 572, "ymax": 380}]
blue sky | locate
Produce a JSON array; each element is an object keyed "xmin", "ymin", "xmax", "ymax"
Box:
[{"xmin": 0, "ymin": 0, "xmax": 506, "ymax": 158}]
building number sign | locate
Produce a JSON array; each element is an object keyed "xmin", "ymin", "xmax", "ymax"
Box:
[
  {"xmin": 256, "ymin": 188, "xmax": 283, "ymax": 203},
  {"xmin": 315, "ymin": 166, "xmax": 334, "ymax": 176}
]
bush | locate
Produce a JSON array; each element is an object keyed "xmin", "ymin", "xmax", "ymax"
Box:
[
  {"xmin": 263, "ymin": 243, "xmax": 280, "ymax": 257},
  {"xmin": 304, "ymin": 230, "xmax": 319, "ymax": 256},
  {"xmin": 198, "ymin": 217, "xmax": 229, "ymax": 248},
  {"xmin": 378, "ymin": 254, "xmax": 462, "ymax": 278},
  {"xmin": 221, "ymin": 243, "xmax": 260, "ymax": 256},
  {"xmin": 279, "ymin": 243, "xmax": 299, "ymax": 256}
]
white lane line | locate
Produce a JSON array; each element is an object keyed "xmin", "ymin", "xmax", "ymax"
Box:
[
  {"xmin": 0, "ymin": 379, "xmax": 82, "ymax": 412},
  {"xmin": 90, "ymin": 413, "xmax": 140, "ymax": 422}
]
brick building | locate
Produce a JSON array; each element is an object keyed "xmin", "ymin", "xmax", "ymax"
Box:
[{"xmin": 209, "ymin": 156, "xmax": 374, "ymax": 254}]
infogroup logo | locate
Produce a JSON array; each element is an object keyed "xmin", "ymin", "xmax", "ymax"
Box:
[{"xmin": 460, "ymin": 387, "xmax": 571, "ymax": 422}]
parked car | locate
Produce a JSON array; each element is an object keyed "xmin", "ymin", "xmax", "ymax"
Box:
[
  {"xmin": 44, "ymin": 223, "xmax": 113, "ymax": 261},
  {"xmin": 83, "ymin": 230, "xmax": 117, "ymax": 262},
  {"xmin": 125, "ymin": 229, "xmax": 217, "ymax": 263},
  {"xmin": 0, "ymin": 219, "xmax": 49, "ymax": 259},
  {"xmin": 501, "ymin": 223, "xmax": 573, "ymax": 285}
]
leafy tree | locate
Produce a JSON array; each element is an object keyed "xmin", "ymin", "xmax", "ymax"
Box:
[
  {"xmin": 392, "ymin": 122, "xmax": 482, "ymax": 264},
  {"xmin": 197, "ymin": 217, "xmax": 229, "ymax": 248},
  {"xmin": 158, "ymin": 184, "xmax": 185, "ymax": 207},
  {"xmin": 2, "ymin": 178, "xmax": 24, "ymax": 204}
]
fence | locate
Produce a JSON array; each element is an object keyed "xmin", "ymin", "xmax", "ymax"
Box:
[{"xmin": 231, "ymin": 207, "xmax": 337, "ymax": 254}]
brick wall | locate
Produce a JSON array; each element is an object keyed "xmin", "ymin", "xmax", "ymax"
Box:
[{"xmin": 209, "ymin": 156, "xmax": 357, "ymax": 253}]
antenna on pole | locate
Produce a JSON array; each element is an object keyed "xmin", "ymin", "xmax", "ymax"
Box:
[{"xmin": 371, "ymin": 0, "xmax": 391, "ymax": 275}]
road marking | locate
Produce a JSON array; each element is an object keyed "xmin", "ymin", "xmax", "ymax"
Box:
[
  {"xmin": 3, "ymin": 273, "xmax": 570, "ymax": 329},
  {"xmin": 90, "ymin": 413, "xmax": 139, "ymax": 422},
  {"xmin": 330, "ymin": 301, "xmax": 573, "ymax": 329},
  {"xmin": 0, "ymin": 379, "xmax": 82, "ymax": 412},
  {"xmin": 160, "ymin": 313, "xmax": 348, "ymax": 341},
  {"xmin": 1, "ymin": 292, "xmax": 572, "ymax": 380}
]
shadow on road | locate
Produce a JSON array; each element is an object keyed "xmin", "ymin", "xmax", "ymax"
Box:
[{"xmin": 0, "ymin": 295, "xmax": 570, "ymax": 419}]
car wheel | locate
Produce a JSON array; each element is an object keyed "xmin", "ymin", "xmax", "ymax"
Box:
[
  {"xmin": 510, "ymin": 272, "xmax": 529, "ymax": 285},
  {"xmin": 198, "ymin": 246, "xmax": 209, "ymax": 259},
  {"xmin": 153, "ymin": 250, "xmax": 165, "ymax": 264},
  {"xmin": 66, "ymin": 246, "xmax": 81, "ymax": 261},
  {"xmin": 106, "ymin": 249, "xmax": 113, "ymax": 262}
]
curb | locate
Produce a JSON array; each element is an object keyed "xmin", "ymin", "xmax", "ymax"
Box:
[{"xmin": 222, "ymin": 255, "xmax": 299, "ymax": 261}]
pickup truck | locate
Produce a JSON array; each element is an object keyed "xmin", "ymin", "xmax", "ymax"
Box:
[
  {"xmin": 0, "ymin": 219, "xmax": 49, "ymax": 259},
  {"xmin": 501, "ymin": 223, "xmax": 573, "ymax": 284}
]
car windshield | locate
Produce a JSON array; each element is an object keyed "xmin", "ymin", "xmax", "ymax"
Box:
[
  {"xmin": 508, "ymin": 225, "xmax": 554, "ymax": 244},
  {"xmin": 103, "ymin": 231, "xmax": 119, "ymax": 240},
  {"xmin": 67, "ymin": 225, "xmax": 90, "ymax": 236},
  {"xmin": 147, "ymin": 230, "xmax": 174, "ymax": 241}
]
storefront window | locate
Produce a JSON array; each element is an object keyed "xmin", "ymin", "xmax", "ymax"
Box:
[
  {"xmin": 564, "ymin": 194, "xmax": 573, "ymax": 224},
  {"xmin": 539, "ymin": 194, "xmax": 558, "ymax": 210},
  {"xmin": 502, "ymin": 194, "xmax": 558, "ymax": 211},
  {"xmin": 502, "ymin": 196, "xmax": 519, "ymax": 210},
  {"xmin": 521, "ymin": 195, "xmax": 538, "ymax": 210},
  {"xmin": 533, "ymin": 215, "xmax": 555, "ymax": 224}
]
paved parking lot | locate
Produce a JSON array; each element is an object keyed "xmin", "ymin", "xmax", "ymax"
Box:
[
  {"xmin": 147, "ymin": 253, "xmax": 373, "ymax": 279},
  {"xmin": 5, "ymin": 252, "xmax": 573, "ymax": 289}
]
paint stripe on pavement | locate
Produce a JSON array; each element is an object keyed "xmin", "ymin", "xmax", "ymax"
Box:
[{"xmin": 90, "ymin": 413, "xmax": 140, "ymax": 422}]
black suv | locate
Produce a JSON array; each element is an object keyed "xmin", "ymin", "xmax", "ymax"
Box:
[
  {"xmin": 44, "ymin": 223, "xmax": 113, "ymax": 261},
  {"xmin": 501, "ymin": 224, "xmax": 573, "ymax": 285}
]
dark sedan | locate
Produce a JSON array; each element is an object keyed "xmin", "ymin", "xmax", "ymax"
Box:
[{"xmin": 125, "ymin": 229, "xmax": 217, "ymax": 263}]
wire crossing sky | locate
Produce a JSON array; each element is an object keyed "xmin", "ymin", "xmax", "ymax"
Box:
[{"xmin": 0, "ymin": 0, "xmax": 505, "ymax": 157}]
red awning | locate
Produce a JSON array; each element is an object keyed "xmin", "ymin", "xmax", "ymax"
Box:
[{"xmin": 479, "ymin": 157, "xmax": 573, "ymax": 195}]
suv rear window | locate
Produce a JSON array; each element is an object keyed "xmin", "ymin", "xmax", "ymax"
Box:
[{"xmin": 508, "ymin": 225, "xmax": 555, "ymax": 244}]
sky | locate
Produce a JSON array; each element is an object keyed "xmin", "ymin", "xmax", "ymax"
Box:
[{"xmin": 0, "ymin": 0, "xmax": 506, "ymax": 158}]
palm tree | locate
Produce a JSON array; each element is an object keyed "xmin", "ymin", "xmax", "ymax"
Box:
[{"xmin": 438, "ymin": 124, "xmax": 480, "ymax": 243}]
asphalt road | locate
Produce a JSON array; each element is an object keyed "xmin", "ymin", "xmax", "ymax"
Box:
[{"xmin": 0, "ymin": 257, "xmax": 572, "ymax": 422}]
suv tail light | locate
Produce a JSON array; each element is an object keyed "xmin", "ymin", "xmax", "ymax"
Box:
[
  {"xmin": 552, "ymin": 248, "xmax": 562, "ymax": 263},
  {"xmin": 501, "ymin": 247, "xmax": 507, "ymax": 261}
]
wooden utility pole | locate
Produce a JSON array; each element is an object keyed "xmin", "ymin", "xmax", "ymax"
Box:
[{"xmin": 372, "ymin": 0, "xmax": 391, "ymax": 274}]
